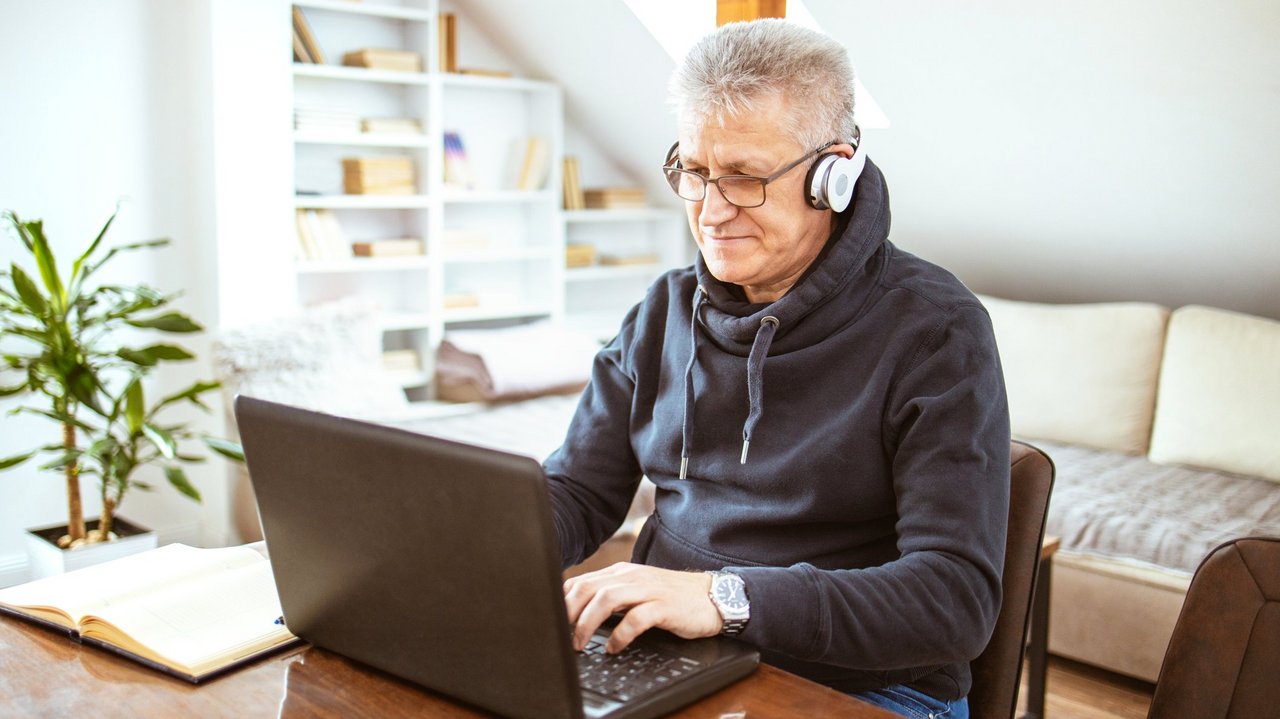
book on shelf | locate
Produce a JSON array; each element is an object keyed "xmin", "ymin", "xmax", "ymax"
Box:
[
  {"xmin": 342, "ymin": 48, "xmax": 422, "ymax": 73},
  {"xmin": 361, "ymin": 117, "xmax": 422, "ymax": 135},
  {"xmin": 565, "ymin": 243, "xmax": 596, "ymax": 268},
  {"xmin": 513, "ymin": 136, "xmax": 551, "ymax": 191},
  {"xmin": 292, "ymin": 7, "xmax": 325, "ymax": 64},
  {"xmin": 457, "ymin": 67, "xmax": 514, "ymax": 78},
  {"xmin": 443, "ymin": 292, "xmax": 481, "ymax": 309},
  {"xmin": 599, "ymin": 252, "xmax": 661, "ymax": 266},
  {"xmin": 438, "ymin": 12, "xmax": 457, "ymax": 73},
  {"xmin": 442, "ymin": 228, "xmax": 489, "ymax": 251},
  {"xmin": 296, "ymin": 209, "xmax": 351, "ymax": 260},
  {"xmin": 0, "ymin": 543, "xmax": 300, "ymax": 683},
  {"xmin": 562, "ymin": 156, "xmax": 585, "ymax": 210},
  {"xmin": 352, "ymin": 238, "xmax": 425, "ymax": 257},
  {"xmin": 292, "ymin": 27, "xmax": 313, "ymax": 64},
  {"xmin": 443, "ymin": 131, "xmax": 475, "ymax": 189},
  {"xmin": 583, "ymin": 187, "xmax": 647, "ymax": 209},
  {"xmin": 342, "ymin": 156, "xmax": 417, "ymax": 195},
  {"xmin": 382, "ymin": 349, "xmax": 421, "ymax": 373},
  {"xmin": 294, "ymin": 106, "xmax": 362, "ymax": 134}
]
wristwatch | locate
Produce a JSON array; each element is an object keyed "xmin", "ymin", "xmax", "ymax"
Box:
[{"xmin": 706, "ymin": 571, "xmax": 750, "ymax": 636}]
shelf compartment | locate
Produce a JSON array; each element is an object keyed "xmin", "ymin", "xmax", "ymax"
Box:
[
  {"xmin": 293, "ymin": 64, "xmax": 431, "ymax": 86},
  {"xmin": 379, "ymin": 312, "xmax": 434, "ymax": 332},
  {"xmin": 565, "ymin": 264, "xmax": 662, "ymax": 282},
  {"xmin": 441, "ymin": 189, "xmax": 556, "ymax": 204},
  {"xmin": 441, "ymin": 247, "xmax": 554, "ymax": 264},
  {"xmin": 564, "ymin": 208, "xmax": 684, "ymax": 223},
  {"xmin": 294, "ymin": 131, "xmax": 430, "ymax": 148}
]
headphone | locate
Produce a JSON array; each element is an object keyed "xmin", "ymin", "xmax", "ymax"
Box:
[
  {"xmin": 805, "ymin": 126, "xmax": 866, "ymax": 213},
  {"xmin": 665, "ymin": 126, "xmax": 866, "ymax": 213}
]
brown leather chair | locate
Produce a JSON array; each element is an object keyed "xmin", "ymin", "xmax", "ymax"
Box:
[
  {"xmin": 1146, "ymin": 536, "xmax": 1280, "ymax": 718},
  {"xmin": 968, "ymin": 440, "xmax": 1056, "ymax": 719}
]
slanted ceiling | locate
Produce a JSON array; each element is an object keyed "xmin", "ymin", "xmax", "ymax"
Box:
[{"xmin": 457, "ymin": 0, "xmax": 681, "ymax": 208}]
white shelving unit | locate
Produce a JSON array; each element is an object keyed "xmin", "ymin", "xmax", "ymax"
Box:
[
  {"xmin": 288, "ymin": 0, "xmax": 563, "ymax": 400},
  {"xmin": 284, "ymin": 0, "xmax": 691, "ymax": 398},
  {"xmin": 563, "ymin": 207, "xmax": 687, "ymax": 341}
]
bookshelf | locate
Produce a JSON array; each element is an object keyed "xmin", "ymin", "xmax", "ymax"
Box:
[
  {"xmin": 284, "ymin": 0, "xmax": 691, "ymax": 398},
  {"xmin": 289, "ymin": 0, "xmax": 564, "ymax": 400}
]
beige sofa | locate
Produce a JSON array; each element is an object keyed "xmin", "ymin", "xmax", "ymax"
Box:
[{"xmin": 981, "ymin": 296, "xmax": 1280, "ymax": 682}]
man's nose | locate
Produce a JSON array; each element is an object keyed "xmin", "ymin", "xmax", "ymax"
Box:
[{"xmin": 698, "ymin": 181, "xmax": 739, "ymax": 225}]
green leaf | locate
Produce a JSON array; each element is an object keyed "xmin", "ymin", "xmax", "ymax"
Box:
[
  {"xmin": 116, "ymin": 343, "xmax": 194, "ymax": 367},
  {"xmin": 15, "ymin": 407, "xmax": 97, "ymax": 432},
  {"xmin": 81, "ymin": 238, "xmax": 169, "ymax": 283},
  {"xmin": 126, "ymin": 311, "xmax": 202, "ymax": 333},
  {"xmin": 125, "ymin": 378, "xmax": 144, "ymax": 434},
  {"xmin": 4, "ymin": 211, "xmax": 32, "ymax": 251},
  {"xmin": 0, "ymin": 382, "xmax": 28, "ymax": 397},
  {"xmin": 10, "ymin": 264, "xmax": 48, "ymax": 317},
  {"xmin": 38, "ymin": 452, "xmax": 81, "ymax": 471},
  {"xmin": 66, "ymin": 363, "xmax": 105, "ymax": 415},
  {"xmin": 70, "ymin": 209, "xmax": 117, "ymax": 287},
  {"xmin": 24, "ymin": 219, "xmax": 65, "ymax": 311},
  {"xmin": 0, "ymin": 450, "xmax": 37, "ymax": 470},
  {"xmin": 151, "ymin": 380, "xmax": 221, "ymax": 415},
  {"xmin": 164, "ymin": 466, "xmax": 201, "ymax": 502},
  {"xmin": 142, "ymin": 423, "xmax": 176, "ymax": 460},
  {"xmin": 201, "ymin": 436, "xmax": 245, "ymax": 462}
]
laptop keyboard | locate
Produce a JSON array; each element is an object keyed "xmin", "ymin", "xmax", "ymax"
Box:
[{"xmin": 577, "ymin": 638, "xmax": 705, "ymax": 703}]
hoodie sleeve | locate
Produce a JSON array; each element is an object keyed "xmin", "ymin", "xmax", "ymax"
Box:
[
  {"xmin": 729, "ymin": 302, "xmax": 1011, "ymax": 670},
  {"xmin": 543, "ymin": 306, "xmax": 646, "ymax": 569}
]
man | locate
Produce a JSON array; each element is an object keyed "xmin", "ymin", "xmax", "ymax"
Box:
[{"xmin": 546, "ymin": 19, "xmax": 1008, "ymax": 718}]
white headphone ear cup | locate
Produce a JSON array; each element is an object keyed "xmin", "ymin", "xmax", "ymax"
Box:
[
  {"xmin": 824, "ymin": 156, "xmax": 856, "ymax": 213},
  {"xmin": 806, "ymin": 155, "xmax": 840, "ymax": 210}
]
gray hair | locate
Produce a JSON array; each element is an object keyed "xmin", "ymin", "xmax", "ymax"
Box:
[{"xmin": 670, "ymin": 19, "xmax": 857, "ymax": 152}]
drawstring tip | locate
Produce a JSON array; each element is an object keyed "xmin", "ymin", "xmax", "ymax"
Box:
[
  {"xmin": 740, "ymin": 440, "xmax": 750, "ymax": 464},
  {"xmin": 679, "ymin": 456, "xmax": 688, "ymax": 480}
]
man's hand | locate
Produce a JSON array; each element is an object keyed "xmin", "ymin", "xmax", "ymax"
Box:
[{"xmin": 563, "ymin": 563, "xmax": 723, "ymax": 653}]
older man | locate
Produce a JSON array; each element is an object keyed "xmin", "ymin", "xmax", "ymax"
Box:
[{"xmin": 547, "ymin": 19, "xmax": 1008, "ymax": 718}]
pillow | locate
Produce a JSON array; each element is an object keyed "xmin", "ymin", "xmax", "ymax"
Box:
[
  {"xmin": 1148, "ymin": 306, "xmax": 1280, "ymax": 482},
  {"xmin": 980, "ymin": 295, "xmax": 1169, "ymax": 454},
  {"xmin": 213, "ymin": 298, "xmax": 408, "ymax": 420}
]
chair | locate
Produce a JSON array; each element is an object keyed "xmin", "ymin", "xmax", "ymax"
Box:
[
  {"xmin": 1146, "ymin": 536, "xmax": 1280, "ymax": 718},
  {"xmin": 968, "ymin": 440, "xmax": 1056, "ymax": 719}
]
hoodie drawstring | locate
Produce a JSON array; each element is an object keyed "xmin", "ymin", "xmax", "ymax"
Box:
[
  {"xmin": 680, "ymin": 298, "xmax": 779, "ymax": 477},
  {"xmin": 742, "ymin": 316, "xmax": 778, "ymax": 464},
  {"xmin": 679, "ymin": 288, "xmax": 706, "ymax": 479}
]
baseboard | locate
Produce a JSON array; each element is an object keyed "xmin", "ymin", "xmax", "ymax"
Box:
[{"xmin": 0, "ymin": 521, "xmax": 206, "ymax": 589}]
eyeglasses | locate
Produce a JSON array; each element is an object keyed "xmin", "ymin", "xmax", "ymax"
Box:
[{"xmin": 661, "ymin": 142, "xmax": 835, "ymax": 208}]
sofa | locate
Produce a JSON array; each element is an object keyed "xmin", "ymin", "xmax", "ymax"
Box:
[{"xmin": 980, "ymin": 296, "xmax": 1280, "ymax": 682}]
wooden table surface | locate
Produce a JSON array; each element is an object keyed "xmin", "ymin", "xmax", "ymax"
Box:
[{"xmin": 0, "ymin": 615, "xmax": 896, "ymax": 718}]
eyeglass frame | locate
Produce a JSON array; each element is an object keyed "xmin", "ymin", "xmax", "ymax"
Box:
[{"xmin": 661, "ymin": 140, "xmax": 838, "ymax": 209}]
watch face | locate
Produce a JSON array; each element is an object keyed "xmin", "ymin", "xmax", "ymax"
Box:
[{"xmin": 713, "ymin": 575, "xmax": 749, "ymax": 611}]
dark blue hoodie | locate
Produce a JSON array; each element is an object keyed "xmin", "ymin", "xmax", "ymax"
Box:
[{"xmin": 545, "ymin": 159, "xmax": 1010, "ymax": 700}]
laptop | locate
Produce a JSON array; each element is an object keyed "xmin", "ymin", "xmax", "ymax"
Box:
[{"xmin": 234, "ymin": 396, "xmax": 759, "ymax": 719}]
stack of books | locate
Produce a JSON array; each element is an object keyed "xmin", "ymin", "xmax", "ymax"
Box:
[
  {"xmin": 342, "ymin": 48, "xmax": 422, "ymax": 73},
  {"xmin": 565, "ymin": 244, "xmax": 596, "ymax": 268},
  {"xmin": 361, "ymin": 117, "xmax": 422, "ymax": 135},
  {"xmin": 294, "ymin": 106, "xmax": 362, "ymax": 134},
  {"xmin": 562, "ymin": 156, "xmax": 585, "ymax": 210},
  {"xmin": 583, "ymin": 187, "xmax": 647, "ymax": 209},
  {"xmin": 352, "ymin": 238, "xmax": 424, "ymax": 257},
  {"xmin": 295, "ymin": 209, "xmax": 351, "ymax": 261},
  {"xmin": 443, "ymin": 131, "xmax": 474, "ymax": 189},
  {"xmin": 342, "ymin": 157, "xmax": 417, "ymax": 195},
  {"xmin": 513, "ymin": 136, "xmax": 550, "ymax": 191}
]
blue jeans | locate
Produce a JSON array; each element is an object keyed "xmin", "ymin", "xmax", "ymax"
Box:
[{"xmin": 851, "ymin": 684, "xmax": 968, "ymax": 719}]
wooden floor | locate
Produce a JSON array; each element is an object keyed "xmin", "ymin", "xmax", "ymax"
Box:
[{"xmin": 1018, "ymin": 655, "xmax": 1154, "ymax": 719}]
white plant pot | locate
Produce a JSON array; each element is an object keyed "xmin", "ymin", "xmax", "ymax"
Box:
[{"xmin": 24, "ymin": 517, "xmax": 159, "ymax": 580}]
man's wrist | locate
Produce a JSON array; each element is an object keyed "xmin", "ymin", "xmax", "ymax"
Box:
[{"xmin": 705, "ymin": 571, "xmax": 750, "ymax": 636}]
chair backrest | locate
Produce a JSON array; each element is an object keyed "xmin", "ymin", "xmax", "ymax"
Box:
[
  {"xmin": 1147, "ymin": 536, "xmax": 1280, "ymax": 718},
  {"xmin": 968, "ymin": 440, "xmax": 1056, "ymax": 719}
]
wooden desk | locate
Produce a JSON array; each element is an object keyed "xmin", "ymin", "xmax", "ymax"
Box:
[{"xmin": 0, "ymin": 616, "xmax": 896, "ymax": 718}]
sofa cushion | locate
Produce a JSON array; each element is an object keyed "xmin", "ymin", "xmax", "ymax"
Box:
[
  {"xmin": 1148, "ymin": 306, "xmax": 1280, "ymax": 483},
  {"xmin": 1038, "ymin": 439, "xmax": 1280, "ymax": 574},
  {"xmin": 980, "ymin": 295, "xmax": 1168, "ymax": 454}
]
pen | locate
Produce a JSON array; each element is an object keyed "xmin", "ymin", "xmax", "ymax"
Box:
[{"xmin": 274, "ymin": 616, "xmax": 285, "ymax": 626}]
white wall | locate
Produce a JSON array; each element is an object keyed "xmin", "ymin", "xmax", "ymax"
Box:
[
  {"xmin": 0, "ymin": 0, "xmax": 230, "ymax": 584},
  {"xmin": 810, "ymin": 0, "xmax": 1280, "ymax": 318}
]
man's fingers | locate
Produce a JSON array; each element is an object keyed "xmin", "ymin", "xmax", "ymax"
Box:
[
  {"xmin": 571, "ymin": 579, "xmax": 647, "ymax": 650},
  {"xmin": 604, "ymin": 602, "xmax": 662, "ymax": 653}
]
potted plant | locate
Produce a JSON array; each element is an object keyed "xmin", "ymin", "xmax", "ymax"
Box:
[{"xmin": 0, "ymin": 208, "xmax": 243, "ymax": 576}]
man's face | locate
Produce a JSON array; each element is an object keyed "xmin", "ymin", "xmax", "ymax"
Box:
[{"xmin": 677, "ymin": 94, "xmax": 851, "ymax": 303}]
